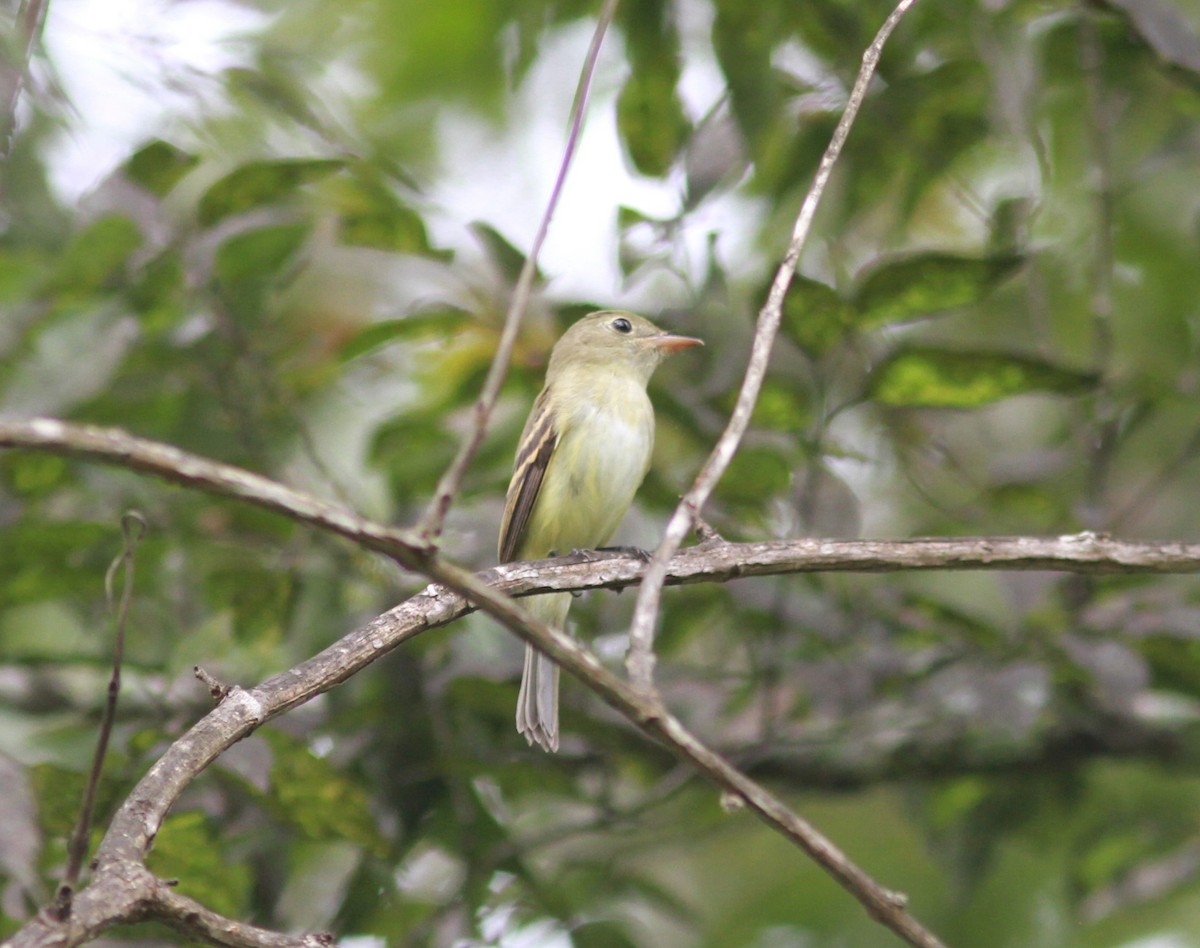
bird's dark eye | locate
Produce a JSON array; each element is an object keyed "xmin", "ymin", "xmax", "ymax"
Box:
[{"xmin": 611, "ymin": 317, "xmax": 632, "ymax": 334}]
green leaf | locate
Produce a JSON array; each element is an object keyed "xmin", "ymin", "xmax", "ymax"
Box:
[
  {"xmin": 616, "ymin": 70, "xmax": 690, "ymax": 178},
  {"xmin": 0, "ymin": 248, "xmax": 48, "ymax": 304},
  {"xmin": 198, "ymin": 158, "xmax": 343, "ymax": 226},
  {"xmin": 616, "ymin": 0, "xmax": 688, "ymax": 179},
  {"xmin": 716, "ymin": 378, "xmax": 809, "ymax": 432},
  {"xmin": 712, "ymin": 0, "xmax": 784, "ymax": 151},
  {"xmin": 982, "ymin": 482, "xmax": 1067, "ymax": 530},
  {"xmin": 213, "ymin": 222, "xmax": 310, "ymax": 301},
  {"xmin": 470, "ymin": 221, "xmax": 537, "ymax": 284},
  {"xmin": 870, "ymin": 348, "xmax": 1096, "ymax": 408},
  {"xmin": 339, "ymin": 309, "xmax": 472, "ymax": 362},
  {"xmin": 0, "ymin": 452, "xmax": 69, "ymax": 499},
  {"xmin": 257, "ymin": 730, "xmax": 385, "ymax": 856},
  {"xmin": 123, "ymin": 140, "xmax": 199, "ymax": 196},
  {"xmin": 0, "ymin": 521, "xmax": 113, "ymax": 608},
  {"xmin": 127, "ymin": 249, "xmax": 186, "ymax": 331},
  {"xmin": 203, "ymin": 565, "xmax": 291, "ymax": 644},
  {"xmin": 573, "ymin": 920, "xmax": 639, "ymax": 948},
  {"xmin": 854, "ymin": 253, "xmax": 1024, "ymax": 327},
  {"xmin": 617, "ymin": 204, "xmax": 657, "ymax": 231},
  {"xmin": 0, "ymin": 601, "xmax": 94, "ymax": 662},
  {"xmin": 368, "ymin": 0, "xmax": 508, "ymax": 110},
  {"xmin": 147, "ymin": 812, "xmax": 252, "ymax": 918},
  {"xmin": 47, "ymin": 215, "xmax": 143, "ymax": 300},
  {"xmin": 716, "ymin": 446, "xmax": 793, "ymax": 508},
  {"xmin": 1140, "ymin": 635, "xmax": 1200, "ymax": 698},
  {"xmin": 780, "ymin": 275, "xmax": 855, "ymax": 355},
  {"xmin": 749, "ymin": 380, "xmax": 811, "ymax": 432},
  {"xmin": 329, "ymin": 176, "xmax": 449, "ymax": 257},
  {"xmin": 369, "ymin": 415, "xmax": 458, "ymax": 501},
  {"xmin": 30, "ymin": 764, "xmax": 92, "ymax": 838}
]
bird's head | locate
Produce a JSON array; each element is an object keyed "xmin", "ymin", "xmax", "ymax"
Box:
[{"xmin": 546, "ymin": 311, "xmax": 703, "ymax": 385}]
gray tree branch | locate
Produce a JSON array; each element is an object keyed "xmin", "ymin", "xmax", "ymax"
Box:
[
  {"xmin": 626, "ymin": 0, "xmax": 922, "ymax": 688},
  {"xmin": 9, "ymin": 417, "xmax": 1200, "ymax": 947}
]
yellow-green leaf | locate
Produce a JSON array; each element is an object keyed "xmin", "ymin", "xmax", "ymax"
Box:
[
  {"xmin": 470, "ymin": 221, "xmax": 538, "ymax": 284},
  {"xmin": 870, "ymin": 348, "xmax": 1096, "ymax": 408},
  {"xmin": 717, "ymin": 446, "xmax": 793, "ymax": 507},
  {"xmin": 47, "ymin": 215, "xmax": 142, "ymax": 299},
  {"xmin": 780, "ymin": 275, "xmax": 855, "ymax": 355},
  {"xmin": 617, "ymin": 70, "xmax": 690, "ymax": 178},
  {"xmin": 328, "ymin": 176, "xmax": 449, "ymax": 257},
  {"xmin": 213, "ymin": 223, "xmax": 310, "ymax": 296},
  {"xmin": 147, "ymin": 812, "xmax": 251, "ymax": 918},
  {"xmin": 854, "ymin": 253, "xmax": 1024, "ymax": 327},
  {"xmin": 123, "ymin": 140, "xmax": 199, "ymax": 197},
  {"xmin": 339, "ymin": 309, "xmax": 472, "ymax": 362},
  {"xmin": 199, "ymin": 158, "xmax": 343, "ymax": 226},
  {"xmin": 258, "ymin": 730, "xmax": 385, "ymax": 856}
]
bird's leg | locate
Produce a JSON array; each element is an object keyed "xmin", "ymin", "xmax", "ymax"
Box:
[
  {"xmin": 546, "ymin": 550, "xmax": 587, "ymax": 598},
  {"xmin": 594, "ymin": 544, "xmax": 652, "ymax": 562},
  {"xmin": 555, "ymin": 548, "xmax": 651, "ymax": 597}
]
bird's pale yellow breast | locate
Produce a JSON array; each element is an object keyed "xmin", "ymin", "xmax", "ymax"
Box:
[{"xmin": 516, "ymin": 367, "xmax": 654, "ymax": 559}]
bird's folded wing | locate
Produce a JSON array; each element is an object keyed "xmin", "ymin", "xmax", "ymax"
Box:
[{"xmin": 498, "ymin": 388, "xmax": 558, "ymax": 563}]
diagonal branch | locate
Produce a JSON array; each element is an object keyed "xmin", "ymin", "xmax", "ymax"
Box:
[
  {"xmin": 0, "ymin": 418, "xmax": 436, "ymax": 569},
  {"xmin": 14, "ymin": 554, "xmax": 948, "ymax": 947},
  {"xmin": 416, "ymin": 0, "xmax": 620, "ymax": 541},
  {"xmin": 8, "ymin": 861, "xmax": 333, "ymax": 948},
  {"xmin": 6, "ymin": 419, "xmax": 1198, "ymax": 593},
  {"xmin": 625, "ymin": 0, "xmax": 922, "ymax": 689},
  {"xmin": 9, "ymin": 417, "xmax": 1200, "ymax": 946},
  {"xmin": 52, "ymin": 513, "xmax": 145, "ymax": 921}
]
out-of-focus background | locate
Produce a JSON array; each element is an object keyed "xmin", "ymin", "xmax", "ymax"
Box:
[{"xmin": 4, "ymin": 0, "xmax": 1200, "ymax": 944}]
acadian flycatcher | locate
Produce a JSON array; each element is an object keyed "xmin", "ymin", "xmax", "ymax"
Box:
[{"xmin": 498, "ymin": 310, "xmax": 703, "ymax": 752}]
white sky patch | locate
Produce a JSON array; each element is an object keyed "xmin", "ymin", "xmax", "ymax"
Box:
[
  {"xmin": 39, "ymin": 1, "xmax": 761, "ymax": 308},
  {"xmin": 41, "ymin": 0, "xmax": 268, "ymax": 200},
  {"xmin": 429, "ymin": 18, "xmax": 762, "ymax": 308},
  {"xmin": 429, "ymin": 21, "xmax": 676, "ymax": 305}
]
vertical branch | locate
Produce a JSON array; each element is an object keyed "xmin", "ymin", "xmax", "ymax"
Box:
[
  {"xmin": 0, "ymin": 0, "xmax": 48, "ymax": 168},
  {"xmin": 1077, "ymin": 9, "xmax": 1118, "ymax": 533},
  {"xmin": 625, "ymin": 0, "xmax": 921, "ymax": 691},
  {"xmin": 1079, "ymin": 10, "xmax": 1116, "ymax": 376},
  {"xmin": 417, "ymin": 0, "xmax": 621, "ymax": 542},
  {"xmin": 51, "ymin": 512, "xmax": 146, "ymax": 920}
]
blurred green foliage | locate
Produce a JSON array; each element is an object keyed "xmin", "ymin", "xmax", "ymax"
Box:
[{"xmin": 5, "ymin": 0, "xmax": 1200, "ymax": 945}]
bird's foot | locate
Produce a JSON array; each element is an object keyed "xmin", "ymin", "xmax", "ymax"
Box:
[{"xmin": 595, "ymin": 544, "xmax": 653, "ymax": 562}]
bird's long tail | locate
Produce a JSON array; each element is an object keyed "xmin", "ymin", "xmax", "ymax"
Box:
[{"xmin": 516, "ymin": 592, "xmax": 571, "ymax": 752}]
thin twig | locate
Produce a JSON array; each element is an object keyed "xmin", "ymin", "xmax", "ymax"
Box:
[
  {"xmin": 152, "ymin": 883, "xmax": 334, "ymax": 947},
  {"xmin": 416, "ymin": 0, "xmax": 620, "ymax": 541},
  {"xmin": 625, "ymin": 0, "xmax": 922, "ymax": 690},
  {"xmin": 194, "ymin": 665, "xmax": 232, "ymax": 702},
  {"xmin": 52, "ymin": 512, "xmax": 146, "ymax": 920},
  {"xmin": 1078, "ymin": 8, "xmax": 1119, "ymax": 534}
]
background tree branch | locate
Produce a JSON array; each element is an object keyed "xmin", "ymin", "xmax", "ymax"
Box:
[
  {"xmin": 6, "ymin": 0, "xmax": 1200, "ymax": 944},
  {"xmin": 7, "ymin": 417, "xmax": 1200, "ymax": 945},
  {"xmin": 6, "ymin": 418, "xmax": 1200, "ymax": 590}
]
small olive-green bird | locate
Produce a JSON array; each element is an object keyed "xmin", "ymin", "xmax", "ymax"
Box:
[{"xmin": 499, "ymin": 311, "xmax": 703, "ymax": 752}]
